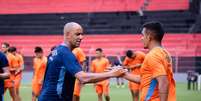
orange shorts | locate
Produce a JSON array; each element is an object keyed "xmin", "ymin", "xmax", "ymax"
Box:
[
  {"xmin": 14, "ymin": 72, "xmax": 22, "ymax": 89},
  {"xmin": 4, "ymin": 79, "xmax": 14, "ymax": 88},
  {"xmin": 32, "ymin": 82, "xmax": 42, "ymax": 96},
  {"xmin": 4, "ymin": 74, "xmax": 15, "ymax": 88},
  {"xmin": 128, "ymin": 81, "xmax": 140, "ymax": 91},
  {"xmin": 95, "ymin": 83, "xmax": 109, "ymax": 95},
  {"xmin": 73, "ymin": 79, "xmax": 83, "ymax": 96}
]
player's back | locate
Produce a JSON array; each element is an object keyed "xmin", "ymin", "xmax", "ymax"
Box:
[
  {"xmin": 40, "ymin": 45, "xmax": 67, "ymax": 97},
  {"xmin": 140, "ymin": 47, "xmax": 176, "ymax": 101},
  {"xmin": 39, "ymin": 44, "xmax": 82, "ymax": 101}
]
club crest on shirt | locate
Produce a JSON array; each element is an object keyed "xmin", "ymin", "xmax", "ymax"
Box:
[{"xmin": 165, "ymin": 55, "xmax": 171, "ymax": 63}]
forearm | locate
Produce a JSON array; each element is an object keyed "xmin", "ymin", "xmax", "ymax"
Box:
[
  {"xmin": 76, "ymin": 71, "xmax": 113, "ymax": 84},
  {"xmin": 159, "ymin": 83, "xmax": 168, "ymax": 101},
  {"xmin": 123, "ymin": 72, "xmax": 140, "ymax": 83},
  {"xmin": 0, "ymin": 73, "xmax": 10, "ymax": 79},
  {"xmin": 157, "ymin": 76, "xmax": 169, "ymax": 101},
  {"xmin": 130, "ymin": 64, "xmax": 142, "ymax": 69}
]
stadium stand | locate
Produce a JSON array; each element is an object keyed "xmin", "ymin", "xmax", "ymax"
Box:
[
  {"xmin": 0, "ymin": 0, "xmax": 200, "ymax": 72},
  {"xmin": 0, "ymin": 11, "xmax": 196, "ymax": 34},
  {"xmin": 0, "ymin": 34, "xmax": 201, "ymax": 72},
  {"xmin": 0, "ymin": 0, "xmax": 189, "ymax": 14}
]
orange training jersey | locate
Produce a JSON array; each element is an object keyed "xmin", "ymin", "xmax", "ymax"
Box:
[
  {"xmin": 33, "ymin": 56, "xmax": 47, "ymax": 84},
  {"xmin": 14, "ymin": 53, "xmax": 24, "ymax": 70},
  {"xmin": 72, "ymin": 48, "xmax": 86, "ymax": 96},
  {"xmin": 4, "ymin": 53, "xmax": 16, "ymax": 87},
  {"xmin": 123, "ymin": 51, "xmax": 145, "ymax": 75},
  {"xmin": 17, "ymin": 53, "xmax": 24, "ymax": 69},
  {"xmin": 6, "ymin": 53, "xmax": 19, "ymax": 72},
  {"xmin": 91, "ymin": 57, "xmax": 110, "ymax": 85},
  {"xmin": 72, "ymin": 48, "xmax": 86, "ymax": 64},
  {"xmin": 140, "ymin": 47, "xmax": 176, "ymax": 101}
]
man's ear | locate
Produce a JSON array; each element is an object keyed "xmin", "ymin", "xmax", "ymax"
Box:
[
  {"xmin": 65, "ymin": 32, "xmax": 71, "ymax": 39},
  {"xmin": 147, "ymin": 31, "xmax": 154, "ymax": 42}
]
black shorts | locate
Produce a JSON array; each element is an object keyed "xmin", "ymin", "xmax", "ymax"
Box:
[{"xmin": 0, "ymin": 94, "xmax": 3, "ymax": 101}]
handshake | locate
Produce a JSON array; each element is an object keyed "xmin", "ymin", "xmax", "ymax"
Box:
[
  {"xmin": 105, "ymin": 66, "xmax": 128, "ymax": 78},
  {"xmin": 105, "ymin": 66, "xmax": 141, "ymax": 84}
]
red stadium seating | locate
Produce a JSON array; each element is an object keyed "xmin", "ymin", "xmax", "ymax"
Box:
[
  {"xmin": 0, "ymin": 34, "xmax": 200, "ymax": 57},
  {"xmin": 0, "ymin": 0, "xmax": 189, "ymax": 14}
]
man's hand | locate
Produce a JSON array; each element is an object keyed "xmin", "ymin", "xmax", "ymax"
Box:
[
  {"xmin": 76, "ymin": 67, "xmax": 127, "ymax": 84},
  {"xmin": 15, "ymin": 68, "xmax": 22, "ymax": 75},
  {"xmin": 10, "ymin": 68, "xmax": 17, "ymax": 72},
  {"xmin": 108, "ymin": 67, "xmax": 127, "ymax": 77},
  {"xmin": 38, "ymin": 79, "xmax": 44, "ymax": 85},
  {"xmin": 0, "ymin": 66, "xmax": 10, "ymax": 79}
]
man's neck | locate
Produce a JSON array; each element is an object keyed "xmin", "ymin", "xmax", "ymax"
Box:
[
  {"xmin": 38, "ymin": 56, "xmax": 43, "ymax": 59},
  {"xmin": 148, "ymin": 41, "xmax": 162, "ymax": 50},
  {"xmin": 63, "ymin": 42, "xmax": 74, "ymax": 51},
  {"xmin": 97, "ymin": 57, "xmax": 102, "ymax": 60}
]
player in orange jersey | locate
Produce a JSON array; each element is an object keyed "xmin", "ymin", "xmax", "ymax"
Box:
[
  {"xmin": 123, "ymin": 21, "xmax": 176, "ymax": 101},
  {"xmin": 123, "ymin": 50, "xmax": 145, "ymax": 101},
  {"xmin": 72, "ymin": 48, "xmax": 87, "ymax": 101},
  {"xmin": 91, "ymin": 48, "xmax": 110, "ymax": 101},
  {"xmin": 8, "ymin": 47, "xmax": 23, "ymax": 101},
  {"xmin": 1, "ymin": 43, "xmax": 17, "ymax": 101},
  {"xmin": 32, "ymin": 47, "xmax": 47, "ymax": 101}
]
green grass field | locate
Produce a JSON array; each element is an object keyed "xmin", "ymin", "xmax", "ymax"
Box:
[{"xmin": 4, "ymin": 83, "xmax": 201, "ymax": 101}]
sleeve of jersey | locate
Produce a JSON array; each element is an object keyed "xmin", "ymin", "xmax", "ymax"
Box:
[
  {"xmin": 0, "ymin": 53, "xmax": 9, "ymax": 68},
  {"xmin": 148, "ymin": 54, "xmax": 167, "ymax": 78},
  {"xmin": 123, "ymin": 58, "xmax": 128, "ymax": 66},
  {"xmin": 62, "ymin": 50, "xmax": 82, "ymax": 76}
]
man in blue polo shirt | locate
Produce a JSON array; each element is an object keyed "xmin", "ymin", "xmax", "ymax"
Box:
[
  {"xmin": 0, "ymin": 52, "xmax": 10, "ymax": 101},
  {"xmin": 38, "ymin": 22, "xmax": 126, "ymax": 101}
]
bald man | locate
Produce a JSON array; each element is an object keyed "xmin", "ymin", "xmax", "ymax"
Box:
[{"xmin": 38, "ymin": 22, "xmax": 126, "ymax": 101}]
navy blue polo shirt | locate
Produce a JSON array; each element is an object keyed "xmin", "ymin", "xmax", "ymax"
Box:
[
  {"xmin": 0, "ymin": 52, "xmax": 9, "ymax": 95},
  {"xmin": 39, "ymin": 44, "xmax": 82, "ymax": 101}
]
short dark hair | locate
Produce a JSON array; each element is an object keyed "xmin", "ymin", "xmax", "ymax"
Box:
[
  {"xmin": 142, "ymin": 21, "xmax": 165, "ymax": 42},
  {"xmin": 2, "ymin": 42, "xmax": 10, "ymax": 48},
  {"xmin": 96, "ymin": 48, "xmax": 103, "ymax": 52},
  {"xmin": 126, "ymin": 50, "xmax": 133, "ymax": 58},
  {"xmin": 8, "ymin": 47, "xmax": 17, "ymax": 53},
  {"xmin": 34, "ymin": 46, "xmax": 43, "ymax": 53}
]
